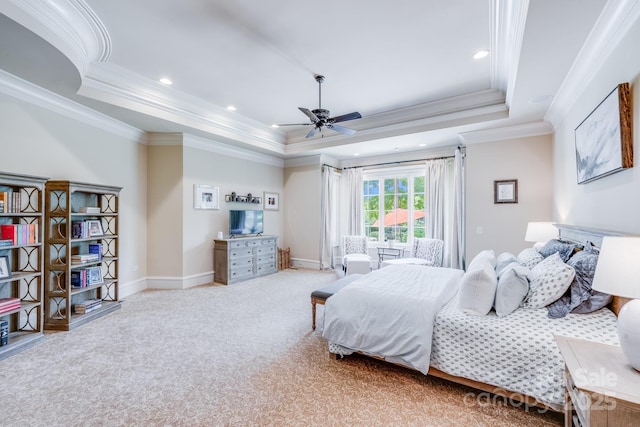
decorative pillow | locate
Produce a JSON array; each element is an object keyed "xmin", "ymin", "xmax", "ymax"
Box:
[
  {"xmin": 538, "ymin": 239, "xmax": 578, "ymax": 263},
  {"xmin": 457, "ymin": 263, "xmax": 498, "ymax": 316},
  {"xmin": 494, "ymin": 264, "xmax": 530, "ymax": 317},
  {"xmin": 495, "ymin": 252, "xmax": 517, "ymax": 277},
  {"xmin": 517, "ymin": 247, "xmax": 544, "ymax": 269},
  {"xmin": 467, "ymin": 249, "xmax": 496, "ymax": 272},
  {"xmin": 523, "ymin": 252, "xmax": 575, "ymax": 309}
]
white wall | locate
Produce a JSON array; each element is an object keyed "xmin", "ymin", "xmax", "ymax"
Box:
[
  {"xmin": 0, "ymin": 93, "xmax": 148, "ymax": 298},
  {"xmin": 552, "ymin": 16, "xmax": 640, "ymax": 234},
  {"xmin": 466, "ymin": 135, "xmax": 553, "ymax": 260},
  {"xmin": 283, "ymin": 162, "xmax": 321, "ymax": 268}
]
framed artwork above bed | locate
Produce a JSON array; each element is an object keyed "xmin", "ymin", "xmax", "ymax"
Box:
[{"xmin": 574, "ymin": 82, "xmax": 633, "ymax": 184}]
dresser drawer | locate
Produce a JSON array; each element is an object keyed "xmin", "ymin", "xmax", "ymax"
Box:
[
  {"xmin": 229, "ymin": 256, "xmax": 253, "ymax": 269},
  {"xmin": 229, "ymin": 248, "xmax": 253, "ymax": 258},
  {"xmin": 257, "ymin": 263, "xmax": 276, "ymax": 275},
  {"xmin": 566, "ymin": 369, "xmax": 590, "ymax": 427},
  {"xmin": 230, "ymin": 265, "xmax": 253, "ymax": 280},
  {"xmin": 228, "ymin": 240, "xmax": 248, "ymax": 249}
]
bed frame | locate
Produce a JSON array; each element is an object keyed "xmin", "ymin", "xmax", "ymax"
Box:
[{"xmin": 328, "ymin": 224, "xmax": 631, "ymax": 413}]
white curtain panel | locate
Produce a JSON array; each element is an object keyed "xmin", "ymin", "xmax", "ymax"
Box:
[
  {"xmin": 320, "ymin": 166, "xmax": 337, "ymax": 269},
  {"xmin": 425, "ymin": 149, "xmax": 465, "ymax": 269},
  {"xmin": 426, "ymin": 159, "xmax": 446, "ymax": 240},
  {"xmin": 346, "ymin": 167, "xmax": 364, "ymax": 235},
  {"xmin": 450, "ymin": 148, "xmax": 465, "ymax": 269}
]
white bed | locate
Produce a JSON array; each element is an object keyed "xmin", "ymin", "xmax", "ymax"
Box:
[
  {"xmin": 430, "ymin": 296, "xmax": 618, "ymax": 408},
  {"xmin": 321, "ymin": 224, "xmax": 626, "ymax": 412},
  {"xmin": 323, "ymin": 264, "xmax": 464, "ymax": 374}
]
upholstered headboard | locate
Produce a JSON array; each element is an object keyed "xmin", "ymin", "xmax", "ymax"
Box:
[{"xmin": 555, "ymin": 224, "xmax": 634, "ymax": 316}]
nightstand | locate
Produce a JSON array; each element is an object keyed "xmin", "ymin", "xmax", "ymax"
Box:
[{"xmin": 555, "ymin": 335, "xmax": 640, "ymax": 427}]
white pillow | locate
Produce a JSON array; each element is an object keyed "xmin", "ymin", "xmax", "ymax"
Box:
[
  {"xmin": 467, "ymin": 249, "xmax": 496, "ymax": 272},
  {"xmin": 517, "ymin": 247, "xmax": 544, "ymax": 269},
  {"xmin": 494, "ymin": 264, "xmax": 530, "ymax": 317},
  {"xmin": 495, "ymin": 252, "xmax": 517, "ymax": 277},
  {"xmin": 457, "ymin": 263, "xmax": 497, "ymax": 316},
  {"xmin": 523, "ymin": 252, "xmax": 575, "ymax": 309}
]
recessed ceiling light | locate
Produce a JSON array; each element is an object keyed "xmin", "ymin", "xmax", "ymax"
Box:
[
  {"xmin": 159, "ymin": 77, "xmax": 172, "ymax": 85},
  {"xmin": 226, "ymin": 105, "xmax": 236, "ymax": 111},
  {"xmin": 394, "ymin": 147, "xmax": 400, "ymax": 152},
  {"xmin": 473, "ymin": 50, "xmax": 489, "ymax": 60},
  {"xmin": 354, "ymin": 153, "xmax": 360, "ymax": 156},
  {"xmin": 419, "ymin": 143, "xmax": 426, "ymax": 147},
  {"xmin": 271, "ymin": 124, "xmax": 279, "ymax": 128}
]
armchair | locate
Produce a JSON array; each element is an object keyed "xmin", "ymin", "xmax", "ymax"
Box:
[
  {"xmin": 381, "ymin": 238, "xmax": 443, "ymax": 268},
  {"xmin": 342, "ymin": 235, "xmax": 372, "ymax": 275}
]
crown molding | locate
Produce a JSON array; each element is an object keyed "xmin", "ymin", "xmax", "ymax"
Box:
[
  {"xmin": 0, "ymin": 70, "xmax": 146, "ymax": 143},
  {"xmin": 283, "ymin": 155, "xmax": 323, "ymax": 168},
  {"xmin": 78, "ymin": 62, "xmax": 286, "ymax": 155},
  {"xmin": 457, "ymin": 121, "xmax": 552, "ymax": 144},
  {"xmin": 182, "ymin": 134, "xmax": 284, "ymax": 168},
  {"xmin": 545, "ymin": 0, "xmax": 640, "ymax": 128},
  {"xmin": 493, "ymin": 0, "xmax": 529, "ymax": 107},
  {"xmin": 0, "ymin": 0, "xmax": 111, "ymax": 76}
]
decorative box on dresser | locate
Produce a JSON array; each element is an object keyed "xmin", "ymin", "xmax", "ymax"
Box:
[
  {"xmin": 555, "ymin": 335, "xmax": 640, "ymax": 427},
  {"xmin": 214, "ymin": 236, "xmax": 278, "ymax": 285},
  {"xmin": 0, "ymin": 172, "xmax": 48, "ymax": 360},
  {"xmin": 44, "ymin": 180, "xmax": 121, "ymax": 331}
]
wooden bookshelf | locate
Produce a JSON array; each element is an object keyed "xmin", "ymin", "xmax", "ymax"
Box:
[
  {"xmin": 0, "ymin": 172, "xmax": 48, "ymax": 360},
  {"xmin": 44, "ymin": 180, "xmax": 121, "ymax": 331}
]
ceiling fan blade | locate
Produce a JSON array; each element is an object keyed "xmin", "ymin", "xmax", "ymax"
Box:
[
  {"xmin": 276, "ymin": 123, "xmax": 313, "ymax": 126},
  {"xmin": 306, "ymin": 126, "xmax": 320, "ymax": 138},
  {"xmin": 326, "ymin": 123, "xmax": 356, "ymax": 135},
  {"xmin": 299, "ymin": 107, "xmax": 319, "ymax": 123},
  {"xmin": 330, "ymin": 111, "xmax": 362, "ymax": 123}
]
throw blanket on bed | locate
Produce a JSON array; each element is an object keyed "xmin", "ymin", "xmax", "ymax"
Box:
[{"xmin": 322, "ymin": 265, "xmax": 464, "ymax": 374}]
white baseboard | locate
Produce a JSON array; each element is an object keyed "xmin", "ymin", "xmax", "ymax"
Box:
[
  {"xmin": 290, "ymin": 257, "xmax": 320, "ymax": 270},
  {"xmin": 121, "ymin": 271, "xmax": 215, "ymax": 296}
]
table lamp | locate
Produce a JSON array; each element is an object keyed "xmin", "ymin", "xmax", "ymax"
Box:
[
  {"xmin": 524, "ymin": 222, "xmax": 557, "ymax": 250},
  {"xmin": 592, "ymin": 236, "xmax": 640, "ymax": 372}
]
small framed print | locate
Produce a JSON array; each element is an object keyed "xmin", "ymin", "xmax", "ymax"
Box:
[
  {"xmin": 194, "ymin": 185, "xmax": 220, "ymax": 210},
  {"xmin": 86, "ymin": 220, "xmax": 104, "ymax": 237},
  {"xmin": 87, "ymin": 266, "xmax": 103, "ymax": 285},
  {"xmin": 264, "ymin": 192, "xmax": 279, "ymax": 211},
  {"xmin": 0, "ymin": 255, "xmax": 11, "ymax": 280},
  {"xmin": 494, "ymin": 179, "xmax": 518, "ymax": 204}
]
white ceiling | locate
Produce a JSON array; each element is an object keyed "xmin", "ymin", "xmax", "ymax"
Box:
[{"xmin": 0, "ymin": 0, "xmax": 610, "ymax": 160}]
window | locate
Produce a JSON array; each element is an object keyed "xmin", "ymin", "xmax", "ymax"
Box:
[{"xmin": 363, "ymin": 167, "xmax": 426, "ymax": 244}]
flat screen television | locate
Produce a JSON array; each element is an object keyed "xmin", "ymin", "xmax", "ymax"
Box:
[{"xmin": 229, "ymin": 210, "xmax": 264, "ymax": 236}]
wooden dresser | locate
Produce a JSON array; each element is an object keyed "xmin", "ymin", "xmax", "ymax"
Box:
[
  {"xmin": 213, "ymin": 236, "xmax": 278, "ymax": 285},
  {"xmin": 555, "ymin": 335, "xmax": 640, "ymax": 427}
]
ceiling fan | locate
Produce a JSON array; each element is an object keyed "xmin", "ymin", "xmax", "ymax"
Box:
[{"xmin": 278, "ymin": 74, "xmax": 362, "ymax": 138}]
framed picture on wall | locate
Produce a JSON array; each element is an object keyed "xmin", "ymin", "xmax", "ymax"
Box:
[
  {"xmin": 194, "ymin": 185, "xmax": 220, "ymax": 210},
  {"xmin": 494, "ymin": 179, "xmax": 518, "ymax": 204},
  {"xmin": 575, "ymin": 82, "xmax": 633, "ymax": 184},
  {"xmin": 264, "ymin": 192, "xmax": 279, "ymax": 211}
]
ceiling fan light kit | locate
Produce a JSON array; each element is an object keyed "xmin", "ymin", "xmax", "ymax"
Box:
[{"xmin": 278, "ymin": 74, "xmax": 362, "ymax": 138}]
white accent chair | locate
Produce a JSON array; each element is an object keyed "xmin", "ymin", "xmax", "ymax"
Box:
[
  {"xmin": 381, "ymin": 238, "xmax": 444, "ymax": 268},
  {"xmin": 342, "ymin": 235, "xmax": 372, "ymax": 275}
]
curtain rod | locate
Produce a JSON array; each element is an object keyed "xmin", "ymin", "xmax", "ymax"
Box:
[{"xmin": 342, "ymin": 154, "xmax": 457, "ymax": 170}]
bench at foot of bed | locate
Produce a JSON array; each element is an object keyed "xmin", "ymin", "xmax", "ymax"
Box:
[{"xmin": 310, "ymin": 274, "xmax": 363, "ymax": 330}]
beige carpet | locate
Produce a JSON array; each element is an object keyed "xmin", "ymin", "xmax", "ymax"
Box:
[{"xmin": 0, "ymin": 269, "xmax": 563, "ymax": 426}]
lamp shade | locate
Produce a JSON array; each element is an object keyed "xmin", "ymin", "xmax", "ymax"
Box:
[
  {"xmin": 592, "ymin": 236, "xmax": 640, "ymax": 298},
  {"xmin": 524, "ymin": 222, "xmax": 557, "ymax": 243}
]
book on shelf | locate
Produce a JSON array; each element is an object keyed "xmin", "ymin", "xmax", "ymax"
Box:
[
  {"xmin": 71, "ymin": 266, "xmax": 103, "ymax": 288},
  {"xmin": 0, "ymin": 224, "xmax": 38, "ymax": 245},
  {"xmin": 71, "ymin": 253, "xmax": 100, "ymax": 263},
  {"xmin": 74, "ymin": 299, "xmax": 102, "ymax": 314},
  {"xmin": 0, "ymin": 297, "xmax": 20, "ymax": 314},
  {"xmin": 0, "ymin": 239, "xmax": 13, "ymax": 247},
  {"xmin": 0, "ymin": 319, "xmax": 8, "ymax": 346},
  {"xmin": 78, "ymin": 207, "xmax": 100, "ymax": 214},
  {"xmin": 88, "ymin": 243, "xmax": 102, "ymax": 260},
  {"xmin": 0, "ymin": 191, "xmax": 21, "ymax": 213}
]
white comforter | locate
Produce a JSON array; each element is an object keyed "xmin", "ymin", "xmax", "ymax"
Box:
[{"xmin": 322, "ymin": 265, "xmax": 464, "ymax": 374}]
